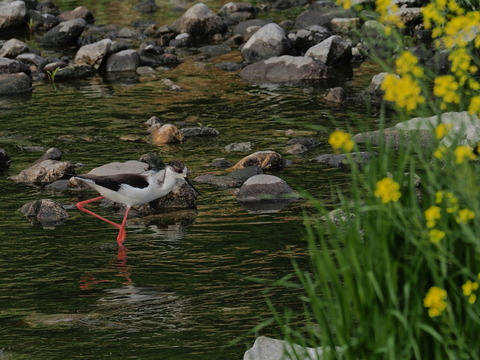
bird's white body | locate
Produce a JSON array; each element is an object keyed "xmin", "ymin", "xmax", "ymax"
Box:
[
  {"xmin": 78, "ymin": 168, "xmax": 182, "ymax": 208},
  {"xmin": 75, "ymin": 160, "xmax": 199, "ymax": 247}
]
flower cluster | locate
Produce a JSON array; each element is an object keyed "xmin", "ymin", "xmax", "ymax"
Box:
[
  {"xmin": 462, "ymin": 276, "xmax": 480, "ymax": 304},
  {"xmin": 374, "ymin": 177, "xmax": 401, "ymax": 204},
  {"xmin": 424, "ymin": 286, "xmax": 448, "ymax": 318},
  {"xmin": 375, "ymin": 0, "xmax": 404, "ymax": 35},
  {"xmin": 454, "ymin": 145, "xmax": 478, "ymax": 164},
  {"xmin": 435, "ymin": 123, "xmax": 453, "ymax": 140},
  {"xmin": 381, "ymin": 74, "xmax": 425, "ymax": 112},
  {"xmin": 329, "ymin": 130, "xmax": 354, "ymax": 153}
]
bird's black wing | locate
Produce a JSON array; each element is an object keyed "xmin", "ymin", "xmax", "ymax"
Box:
[{"xmin": 77, "ymin": 173, "xmax": 149, "ymax": 191}]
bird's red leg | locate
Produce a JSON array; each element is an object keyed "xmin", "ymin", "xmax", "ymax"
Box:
[
  {"xmin": 116, "ymin": 207, "xmax": 130, "ymax": 246},
  {"xmin": 76, "ymin": 196, "xmax": 122, "ymax": 229}
]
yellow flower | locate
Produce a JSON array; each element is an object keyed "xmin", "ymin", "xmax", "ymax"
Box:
[
  {"xmin": 376, "ymin": 0, "xmax": 404, "ymax": 30},
  {"xmin": 462, "ymin": 280, "xmax": 479, "ymax": 296},
  {"xmin": 424, "ymin": 206, "xmax": 442, "ymax": 228},
  {"xmin": 468, "ymin": 294, "xmax": 477, "ymax": 304},
  {"xmin": 381, "ymin": 74, "xmax": 425, "ymax": 111},
  {"xmin": 424, "ymin": 286, "xmax": 448, "ymax": 318},
  {"xmin": 444, "ymin": 192, "xmax": 459, "ymax": 213},
  {"xmin": 395, "ymin": 51, "xmax": 424, "ymax": 78},
  {"xmin": 434, "ymin": 75, "xmax": 460, "ymax": 104},
  {"xmin": 336, "ymin": 0, "xmax": 351, "ymax": 9},
  {"xmin": 374, "ymin": 177, "xmax": 401, "ymax": 204},
  {"xmin": 328, "ymin": 130, "xmax": 354, "ymax": 153},
  {"xmin": 468, "ymin": 96, "xmax": 480, "ymax": 115},
  {"xmin": 456, "ymin": 208, "xmax": 475, "ymax": 224},
  {"xmin": 435, "ymin": 191, "xmax": 444, "ymax": 204},
  {"xmin": 433, "ymin": 146, "xmax": 448, "ymax": 160},
  {"xmin": 454, "ymin": 145, "xmax": 477, "ymax": 164},
  {"xmin": 435, "ymin": 123, "xmax": 453, "ymax": 139},
  {"xmin": 442, "ymin": 11, "xmax": 480, "ymax": 49},
  {"xmin": 428, "ymin": 229, "xmax": 446, "ymax": 243}
]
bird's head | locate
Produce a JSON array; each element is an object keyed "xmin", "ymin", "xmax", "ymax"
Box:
[{"xmin": 165, "ymin": 161, "xmax": 201, "ymax": 196}]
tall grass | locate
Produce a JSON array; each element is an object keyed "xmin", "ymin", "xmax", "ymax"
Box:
[{"xmin": 266, "ymin": 0, "xmax": 480, "ymax": 358}]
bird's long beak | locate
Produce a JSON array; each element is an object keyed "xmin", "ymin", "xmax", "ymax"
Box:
[{"xmin": 185, "ymin": 177, "xmax": 202, "ymax": 197}]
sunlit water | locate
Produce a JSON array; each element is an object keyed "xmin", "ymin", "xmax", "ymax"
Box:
[{"xmin": 0, "ymin": 0, "xmax": 381, "ymax": 358}]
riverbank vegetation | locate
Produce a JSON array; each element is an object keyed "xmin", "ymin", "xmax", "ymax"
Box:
[{"xmin": 270, "ymin": 1, "xmax": 480, "ymax": 358}]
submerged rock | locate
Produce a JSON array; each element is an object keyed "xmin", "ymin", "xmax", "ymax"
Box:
[
  {"xmin": 224, "ymin": 141, "xmax": 253, "ymax": 152},
  {"xmin": 240, "ymin": 55, "xmax": 331, "ymax": 83},
  {"xmin": 180, "ymin": 127, "xmax": 219, "ymax": 137},
  {"xmin": 194, "ymin": 174, "xmax": 241, "ymax": 189},
  {"xmin": 314, "ymin": 152, "xmax": 374, "ymax": 170},
  {"xmin": 233, "ymin": 150, "xmax": 286, "ymax": 170},
  {"xmin": 21, "ymin": 199, "xmax": 69, "ymax": 226}
]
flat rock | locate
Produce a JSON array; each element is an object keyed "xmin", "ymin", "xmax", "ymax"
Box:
[
  {"xmin": 0, "ymin": 73, "xmax": 32, "ymax": 95},
  {"xmin": 314, "ymin": 151, "xmax": 374, "ymax": 170},
  {"xmin": 224, "ymin": 141, "xmax": 253, "ymax": 152},
  {"xmin": 353, "ymin": 128, "xmax": 435, "ymax": 149},
  {"xmin": 241, "ymin": 23, "xmax": 292, "ymax": 63},
  {"xmin": 240, "ymin": 55, "xmax": 331, "ymax": 83},
  {"xmin": 21, "ymin": 199, "xmax": 69, "ymax": 226},
  {"xmin": 228, "ymin": 166, "xmax": 263, "ymax": 183},
  {"xmin": 237, "ymin": 174, "xmax": 298, "ymax": 202},
  {"xmin": 232, "ymin": 150, "xmax": 285, "ymax": 170},
  {"xmin": 41, "ymin": 19, "xmax": 87, "ymax": 47},
  {"xmin": 180, "ymin": 127, "xmax": 219, "ymax": 137},
  {"xmin": 0, "ymin": 1, "xmax": 26, "ymax": 30},
  {"xmin": 54, "ymin": 64, "xmax": 96, "ymax": 80},
  {"xmin": 10, "ymin": 159, "xmax": 73, "ymax": 184},
  {"xmin": 194, "ymin": 174, "xmax": 241, "ymax": 189}
]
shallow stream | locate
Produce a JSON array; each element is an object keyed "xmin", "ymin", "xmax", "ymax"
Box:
[{"xmin": 0, "ymin": 1, "xmax": 381, "ymax": 358}]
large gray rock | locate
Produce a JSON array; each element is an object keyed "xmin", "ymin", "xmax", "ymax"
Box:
[
  {"xmin": 74, "ymin": 39, "xmax": 112, "ymax": 69},
  {"xmin": 395, "ymin": 111, "xmax": 480, "ymax": 147},
  {"xmin": 293, "ymin": 25, "xmax": 331, "ymax": 54},
  {"xmin": 173, "ymin": 3, "xmax": 226, "ymax": 37},
  {"xmin": 0, "ymin": 38, "xmax": 30, "ymax": 58},
  {"xmin": 240, "ymin": 55, "xmax": 331, "ymax": 83},
  {"xmin": 305, "ymin": 35, "xmax": 352, "ymax": 65},
  {"xmin": 0, "ymin": 73, "xmax": 32, "ymax": 94},
  {"xmin": 105, "ymin": 49, "xmax": 140, "ymax": 72},
  {"xmin": 41, "ymin": 18, "xmax": 87, "ymax": 47},
  {"xmin": 0, "ymin": 57, "xmax": 30, "ymax": 74},
  {"xmin": 237, "ymin": 174, "xmax": 298, "ymax": 202},
  {"xmin": 244, "ymin": 336, "xmax": 332, "ymax": 360},
  {"xmin": 10, "ymin": 159, "xmax": 73, "ymax": 184},
  {"xmin": 21, "ymin": 199, "xmax": 69, "ymax": 227},
  {"xmin": 194, "ymin": 174, "xmax": 241, "ymax": 189},
  {"xmin": 241, "ymin": 23, "xmax": 292, "ymax": 63},
  {"xmin": 218, "ymin": 2, "xmax": 255, "ymax": 25},
  {"xmin": 0, "ymin": 1, "xmax": 26, "ymax": 30}
]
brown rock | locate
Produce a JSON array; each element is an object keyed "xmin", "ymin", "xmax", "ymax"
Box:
[
  {"xmin": 151, "ymin": 124, "xmax": 184, "ymax": 145},
  {"xmin": 10, "ymin": 159, "xmax": 73, "ymax": 184},
  {"xmin": 232, "ymin": 150, "xmax": 285, "ymax": 170}
]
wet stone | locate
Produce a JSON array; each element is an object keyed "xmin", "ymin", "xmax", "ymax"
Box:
[{"xmin": 21, "ymin": 199, "xmax": 69, "ymax": 226}]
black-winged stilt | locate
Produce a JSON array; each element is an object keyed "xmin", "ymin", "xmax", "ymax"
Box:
[{"xmin": 75, "ymin": 161, "xmax": 200, "ymax": 247}]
